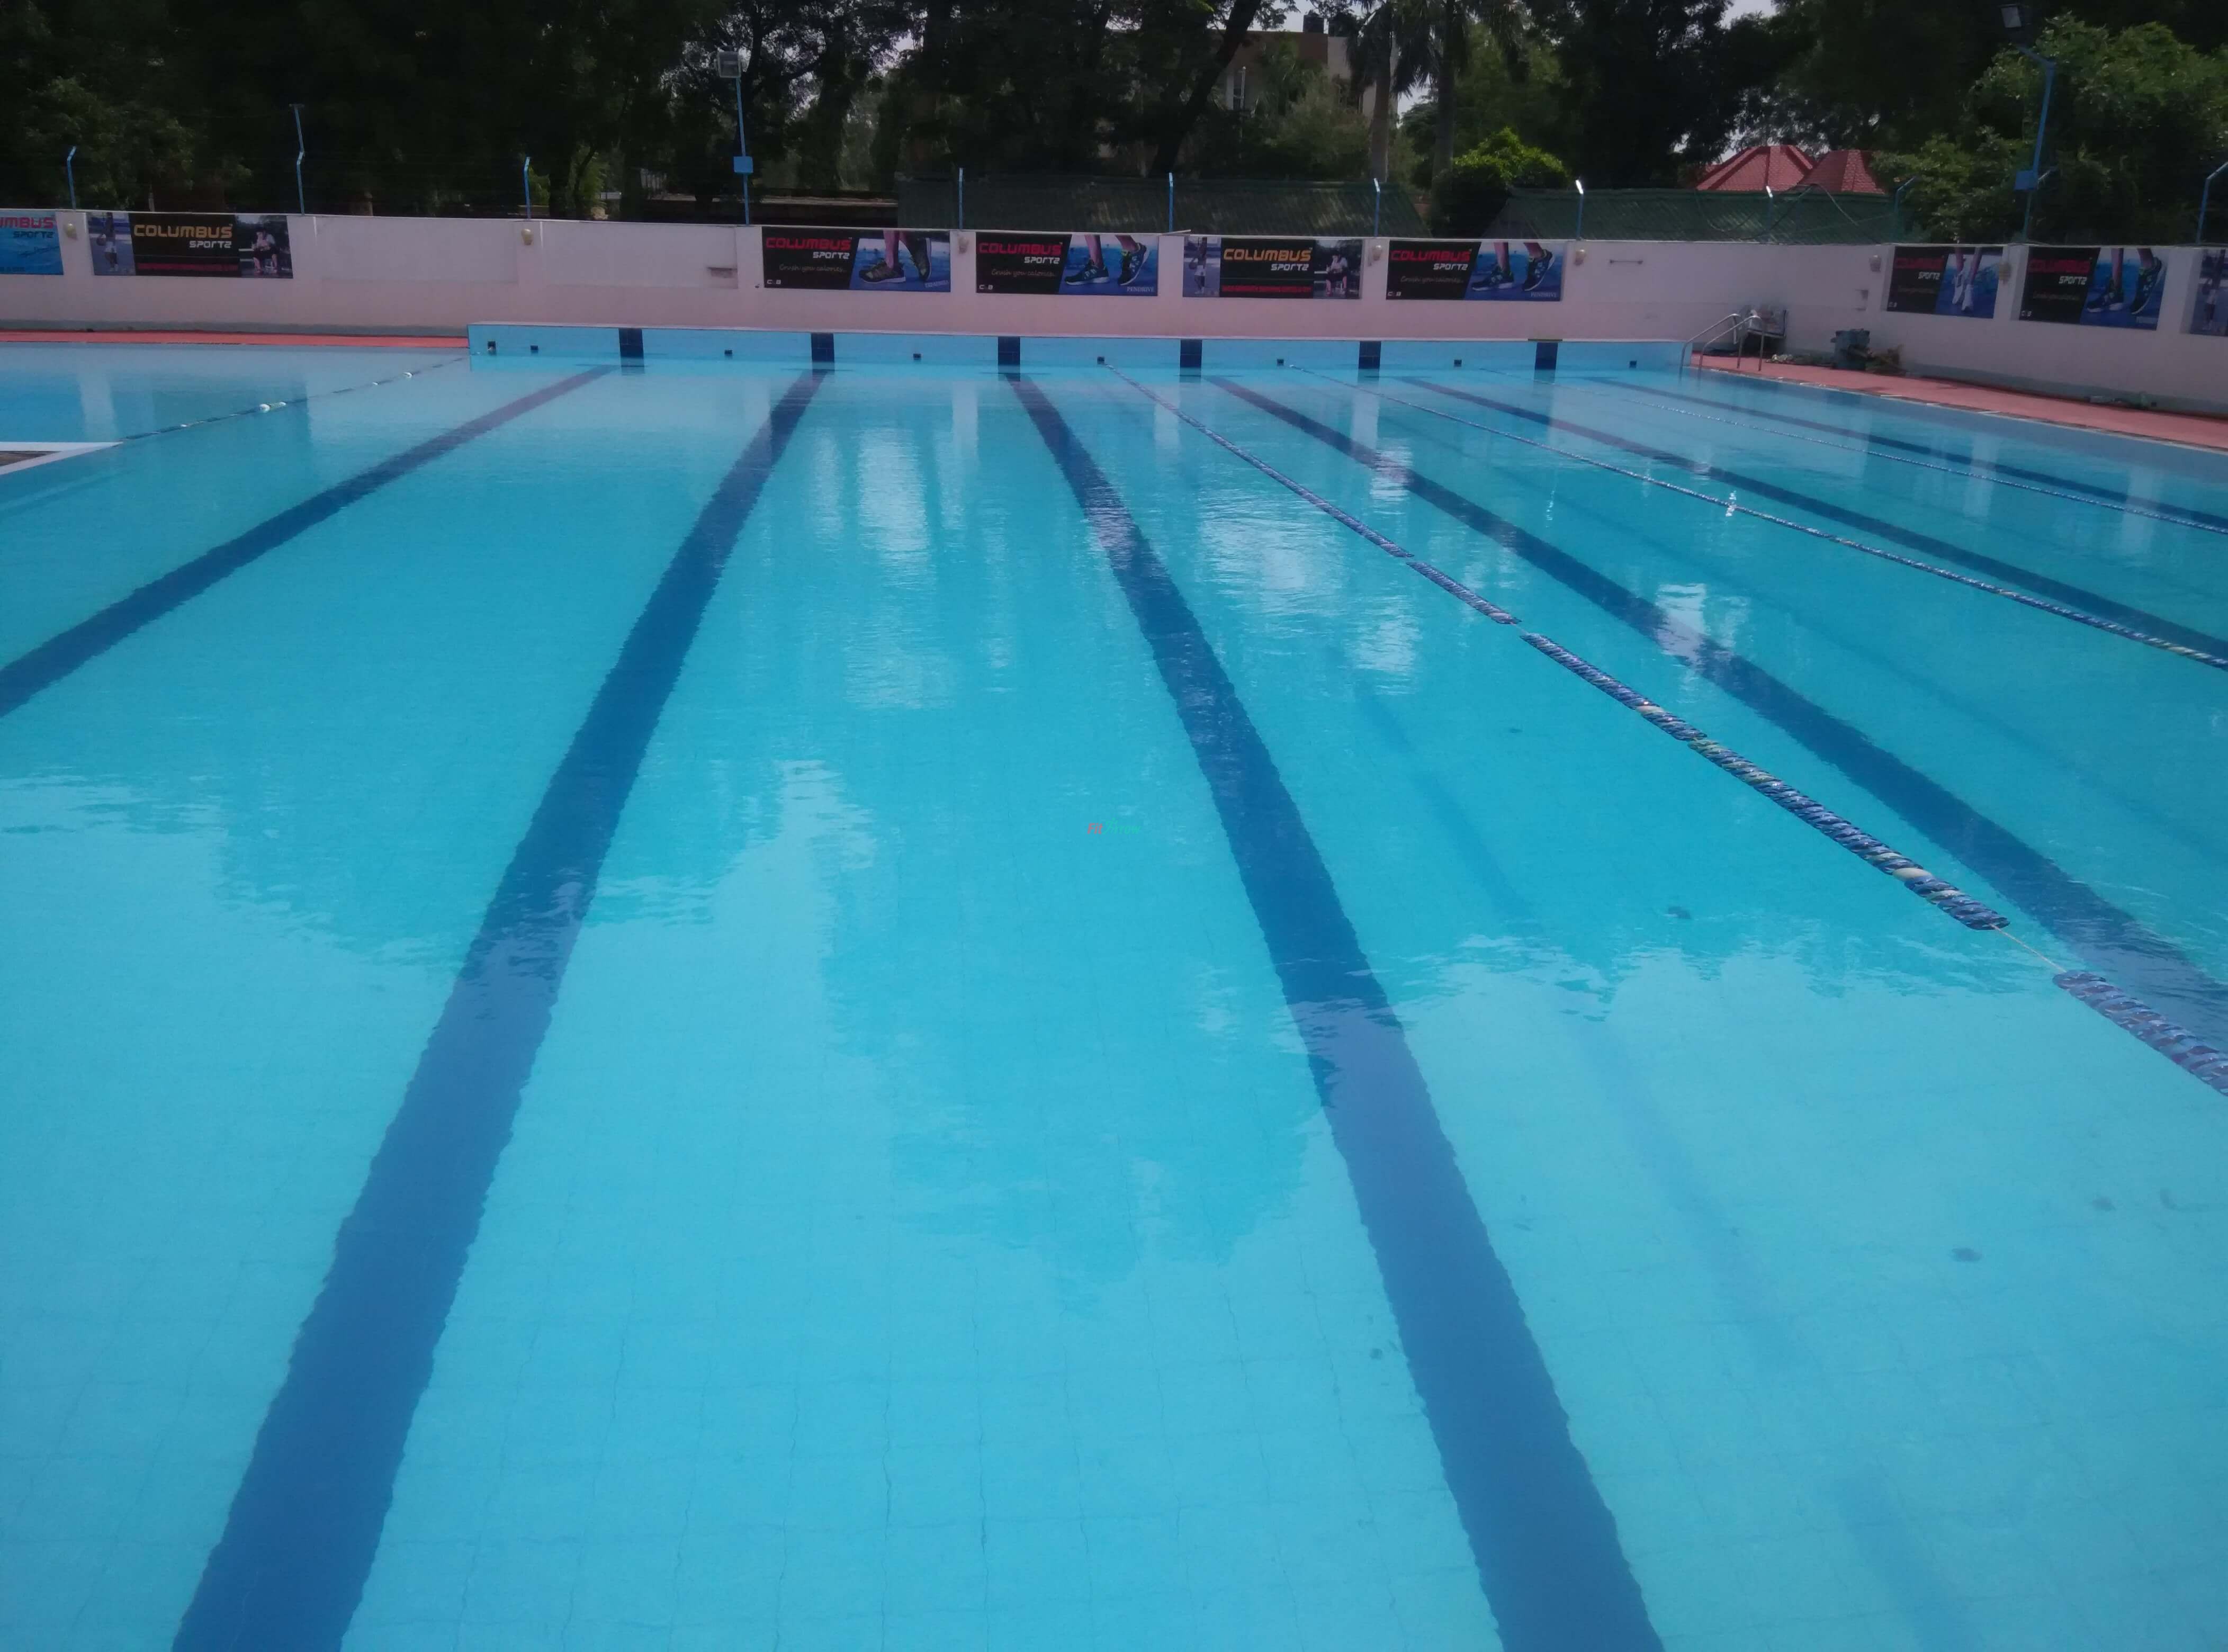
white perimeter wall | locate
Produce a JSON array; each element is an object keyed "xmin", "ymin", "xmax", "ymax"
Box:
[{"xmin": 4, "ymin": 214, "xmax": 2223, "ymax": 411}]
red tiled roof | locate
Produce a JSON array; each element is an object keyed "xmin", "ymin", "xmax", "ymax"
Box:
[
  {"xmin": 1693, "ymin": 144, "xmax": 1814, "ymax": 193},
  {"xmin": 1803, "ymin": 148, "xmax": 1884, "ymax": 195}
]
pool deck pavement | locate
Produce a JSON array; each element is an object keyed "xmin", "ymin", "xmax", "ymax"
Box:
[{"xmin": 1695, "ymin": 355, "xmax": 2228, "ymax": 454}]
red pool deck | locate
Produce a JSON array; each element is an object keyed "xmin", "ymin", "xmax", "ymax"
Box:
[
  {"xmin": 0, "ymin": 329, "xmax": 465, "ymax": 349},
  {"xmin": 1695, "ymin": 356, "xmax": 2228, "ymax": 455}
]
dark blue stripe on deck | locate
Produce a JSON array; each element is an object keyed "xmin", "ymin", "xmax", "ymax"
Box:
[
  {"xmin": 1214, "ymin": 377, "xmax": 2228, "ymax": 1053},
  {"xmin": 1639, "ymin": 378, "xmax": 2228, "ymax": 536},
  {"xmin": 1009, "ymin": 374, "xmax": 1662, "ymax": 1652},
  {"xmin": 0, "ymin": 370, "xmax": 607, "ymax": 722},
  {"xmin": 1411, "ymin": 378, "xmax": 2228, "ymax": 663},
  {"xmin": 173, "ymin": 368, "xmax": 828, "ymax": 1652}
]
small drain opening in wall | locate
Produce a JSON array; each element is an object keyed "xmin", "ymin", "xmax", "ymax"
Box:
[
  {"xmin": 913, "ymin": 352, "xmax": 922, "ymax": 361},
  {"xmin": 724, "ymin": 348, "xmax": 733, "ymax": 358},
  {"xmin": 529, "ymin": 344, "xmax": 538, "ymax": 354},
  {"xmin": 1454, "ymin": 357, "xmax": 1463, "ymax": 367}
]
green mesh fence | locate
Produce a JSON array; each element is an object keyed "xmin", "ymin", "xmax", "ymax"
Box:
[
  {"xmin": 895, "ymin": 174, "xmax": 1430, "ymax": 236},
  {"xmin": 1488, "ymin": 187, "xmax": 1907, "ymax": 245}
]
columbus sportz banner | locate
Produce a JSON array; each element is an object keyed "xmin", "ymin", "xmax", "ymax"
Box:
[
  {"xmin": 1385, "ymin": 238, "xmax": 1562, "ymax": 301},
  {"xmin": 87, "ymin": 212, "xmax": 292, "ymax": 277},
  {"xmin": 1182, "ymin": 235, "xmax": 1361, "ymax": 299},
  {"xmin": 761, "ymin": 229, "xmax": 950, "ymax": 291},
  {"xmin": 975, "ymin": 231, "xmax": 1157, "ymax": 296},
  {"xmin": 0, "ymin": 210, "xmax": 64, "ymax": 275},
  {"xmin": 2020, "ymin": 246, "xmax": 2164, "ymax": 329},
  {"xmin": 1884, "ymin": 245, "xmax": 2003, "ymax": 319}
]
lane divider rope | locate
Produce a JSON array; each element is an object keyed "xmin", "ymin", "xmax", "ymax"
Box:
[
  {"xmin": 1318, "ymin": 370, "xmax": 2228, "ymax": 674},
  {"xmin": 118, "ymin": 354, "xmax": 466, "ymax": 444},
  {"xmin": 1106, "ymin": 366, "xmax": 2228, "ymax": 1100},
  {"xmin": 1619, "ymin": 379, "xmax": 2228, "ymax": 540},
  {"xmin": 1111, "ymin": 365, "xmax": 2006, "ymax": 930}
]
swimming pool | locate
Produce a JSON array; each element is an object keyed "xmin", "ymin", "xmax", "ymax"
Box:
[{"xmin": 3, "ymin": 339, "xmax": 2226, "ymax": 1650}]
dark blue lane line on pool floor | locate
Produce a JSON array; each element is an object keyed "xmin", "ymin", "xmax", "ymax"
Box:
[
  {"xmin": 0, "ymin": 367, "xmax": 607, "ymax": 723},
  {"xmin": 1407, "ymin": 377, "xmax": 2228, "ymax": 664},
  {"xmin": 1011, "ymin": 374, "xmax": 1664, "ymax": 1652},
  {"xmin": 1211, "ymin": 376, "xmax": 2228, "ymax": 1061},
  {"xmin": 173, "ymin": 367, "xmax": 828, "ymax": 1652},
  {"xmin": 1633, "ymin": 377, "xmax": 2228, "ymax": 538},
  {"xmin": 1337, "ymin": 374, "xmax": 2228, "ymax": 672}
]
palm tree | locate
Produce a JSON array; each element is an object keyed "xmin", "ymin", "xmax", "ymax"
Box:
[
  {"xmin": 1422, "ymin": 0, "xmax": 1529, "ymax": 177},
  {"xmin": 1352, "ymin": 0, "xmax": 1434, "ymax": 182}
]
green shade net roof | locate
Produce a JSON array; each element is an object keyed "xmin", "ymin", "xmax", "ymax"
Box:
[
  {"xmin": 1488, "ymin": 187, "xmax": 1906, "ymax": 245},
  {"xmin": 896, "ymin": 175, "xmax": 1429, "ymax": 236}
]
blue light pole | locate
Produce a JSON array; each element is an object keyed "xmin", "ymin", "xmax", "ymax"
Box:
[
  {"xmin": 2200, "ymin": 157, "xmax": 2228, "ymax": 245},
  {"xmin": 717, "ymin": 50, "xmax": 752, "ymax": 225},
  {"xmin": 290, "ymin": 104, "xmax": 307, "ymax": 214},
  {"xmin": 65, "ymin": 146, "xmax": 78, "ymax": 209},
  {"xmin": 522, "ymin": 155, "xmax": 533, "ymax": 221},
  {"xmin": 1574, "ymin": 177, "xmax": 1585, "ymax": 240},
  {"xmin": 2000, "ymin": 4, "xmax": 2056, "ymax": 243}
]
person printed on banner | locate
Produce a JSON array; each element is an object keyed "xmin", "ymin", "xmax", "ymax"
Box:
[
  {"xmin": 1471, "ymin": 241, "xmax": 1513, "ymax": 290},
  {"xmin": 1323, "ymin": 245, "xmax": 1352, "ymax": 297},
  {"xmin": 2087, "ymin": 246, "xmax": 2162, "ymax": 319},
  {"xmin": 1469, "ymin": 241, "xmax": 1552, "ymax": 293},
  {"xmin": 861, "ymin": 229, "xmax": 935, "ymax": 285},
  {"xmin": 1066, "ymin": 234, "xmax": 1148, "ymax": 288},
  {"xmin": 1947, "ymin": 250, "xmax": 1977, "ymax": 313},
  {"xmin": 249, "ymin": 223, "xmax": 281, "ymax": 276}
]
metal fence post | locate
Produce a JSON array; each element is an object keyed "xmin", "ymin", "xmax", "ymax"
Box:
[
  {"xmin": 1574, "ymin": 178, "xmax": 1584, "ymax": 240},
  {"xmin": 522, "ymin": 156, "xmax": 533, "ymax": 221},
  {"xmin": 1167, "ymin": 171, "xmax": 1174, "ymax": 234},
  {"xmin": 65, "ymin": 146, "xmax": 78, "ymax": 209},
  {"xmin": 958, "ymin": 166, "xmax": 965, "ymax": 229},
  {"xmin": 1371, "ymin": 176, "xmax": 1380, "ymax": 236}
]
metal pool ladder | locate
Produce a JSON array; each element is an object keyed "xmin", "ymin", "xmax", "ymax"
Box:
[{"xmin": 1684, "ymin": 309, "xmax": 1772, "ymax": 375}]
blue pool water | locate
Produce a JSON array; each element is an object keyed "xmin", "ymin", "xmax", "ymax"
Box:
[{"xmin": 3, "ymin": 341, "xmax": 2227, "ymax": 1651}]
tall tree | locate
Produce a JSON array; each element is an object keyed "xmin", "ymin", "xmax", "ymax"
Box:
[{"xmin": 1533, "ymin": 0, "xmax": 1734, "ymax": 185}]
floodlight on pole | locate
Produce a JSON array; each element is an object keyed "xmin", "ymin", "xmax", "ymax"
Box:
[{"xmin": 716, "ymin": 49, "xmax": 752, "ymax": 226}]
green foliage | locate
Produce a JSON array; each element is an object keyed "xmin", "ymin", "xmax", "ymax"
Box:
[
  {"xmin": 1400, "ymin": 24, "xmax": 1575, "ymax": 187},
  {"xmin": 1427, "ymin": 124, "xmax": 1568, "ymax": 232},
  {"xmin": 1181, "ymin": 38, "xmax": 1372, "ymax": 177},
  {"xmin": 1879, "ymin": 20, "xmax": 2228, "ymax": 243}
]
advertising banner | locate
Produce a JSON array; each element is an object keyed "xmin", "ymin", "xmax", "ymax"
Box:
[
  {"xmin": 974, "ymin": 231, "xmax": 1157, "ymax": 295},
  {"xmin": 760, "ymin": 228, "xmax": 950, "ymax": 291},
  {"xmin": 2020, "ymin": 245, "xmax": 2164, "ymax": 329},
  {"xmin": 0, "ymin": 210, "xmax": 64, "ymax": 275},
  {"xmin": 86, "ymin": 212, "xmax": 292, "ymax": 277},
  {"xmin": 1183, "ymin": 235, "xmax": 1361, "ymax": 299},
  {"xmin": 1384, "ymin": 238, "xmax": 1562, "ymax": 301},
  {"xmin": 1884, "ymin": 245, "xmax": 2003, "ymax": 318},
  {"xmin": 2191, "ymin": 249, "xmax": 2227, "ymax": 339}
]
